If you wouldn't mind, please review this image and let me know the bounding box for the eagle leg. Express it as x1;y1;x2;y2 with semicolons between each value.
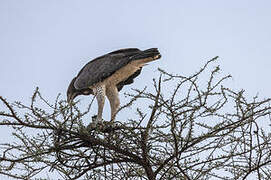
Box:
93;85;106;123
106;86;120;121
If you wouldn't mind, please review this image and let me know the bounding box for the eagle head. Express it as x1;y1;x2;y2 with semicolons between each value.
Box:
67;77;93;104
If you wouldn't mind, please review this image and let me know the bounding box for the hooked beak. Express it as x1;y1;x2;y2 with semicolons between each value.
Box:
67;93;75;105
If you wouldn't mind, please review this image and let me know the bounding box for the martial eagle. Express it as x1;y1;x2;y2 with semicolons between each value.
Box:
67;48;161;122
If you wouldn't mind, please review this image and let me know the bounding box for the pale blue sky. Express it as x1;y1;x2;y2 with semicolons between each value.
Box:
1;0;271;102
0;0;271;178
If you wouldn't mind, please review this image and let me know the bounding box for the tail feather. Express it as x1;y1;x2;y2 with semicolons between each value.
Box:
130;48;161;61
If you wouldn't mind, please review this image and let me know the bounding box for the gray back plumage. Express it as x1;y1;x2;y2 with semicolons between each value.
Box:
74;48;141;90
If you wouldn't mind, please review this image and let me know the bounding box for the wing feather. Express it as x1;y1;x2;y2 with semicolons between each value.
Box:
74;49;141;90
74;48;160;90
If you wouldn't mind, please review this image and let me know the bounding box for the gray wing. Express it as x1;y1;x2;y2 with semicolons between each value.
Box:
74;48;141;90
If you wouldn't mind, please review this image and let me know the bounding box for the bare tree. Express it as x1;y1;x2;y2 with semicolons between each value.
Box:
0;57;271;179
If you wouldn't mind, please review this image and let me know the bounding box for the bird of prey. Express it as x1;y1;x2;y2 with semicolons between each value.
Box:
67;48;161;122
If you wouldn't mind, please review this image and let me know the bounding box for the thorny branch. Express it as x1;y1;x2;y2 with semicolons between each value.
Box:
0;57;271;179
